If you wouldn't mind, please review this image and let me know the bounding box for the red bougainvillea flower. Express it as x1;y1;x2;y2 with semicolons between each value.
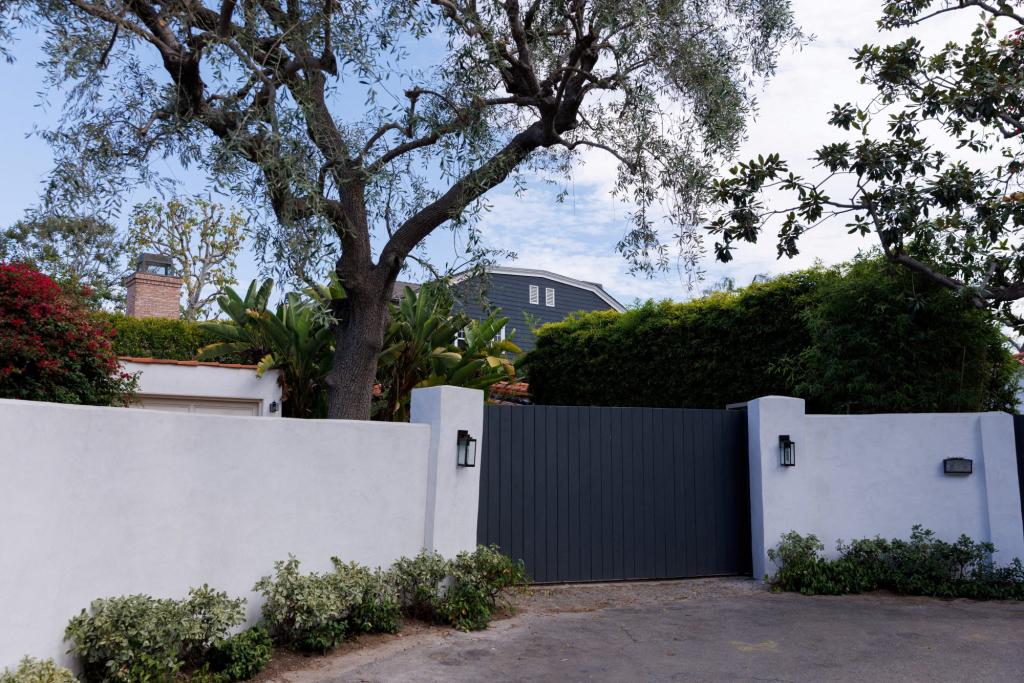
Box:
0;262;136;406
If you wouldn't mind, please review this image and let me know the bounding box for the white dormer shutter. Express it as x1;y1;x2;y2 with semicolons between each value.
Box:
529;284;539;304
545;287;555;307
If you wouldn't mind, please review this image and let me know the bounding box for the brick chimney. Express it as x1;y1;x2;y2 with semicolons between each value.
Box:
125;253;182;319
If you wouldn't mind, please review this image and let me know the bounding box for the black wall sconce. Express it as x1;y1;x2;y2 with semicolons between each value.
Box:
943;457;972;475
457;429;477;467
779;435;796;467
269;401;279;414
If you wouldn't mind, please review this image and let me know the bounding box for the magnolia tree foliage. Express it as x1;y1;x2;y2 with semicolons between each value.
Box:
128;196;244;320
0;0;799;418
707;0;1024;326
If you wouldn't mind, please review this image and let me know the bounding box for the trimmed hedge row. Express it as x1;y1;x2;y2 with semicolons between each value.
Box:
525;258;1020;413
96;312;245;364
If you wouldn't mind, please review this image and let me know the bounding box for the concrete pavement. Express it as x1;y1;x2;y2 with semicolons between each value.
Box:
279;587;1024;682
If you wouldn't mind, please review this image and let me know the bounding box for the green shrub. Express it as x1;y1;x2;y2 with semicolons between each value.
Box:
389;551;451;622
65;587;247;683
178;585;247;665
206;626;273;682
330;559;401;635
0;657;76;683
65;594;184;683
253;556;360;653
769;527;1024;599
390;546;527;631
440;546;528;631
97;312;246;363
526;257;1019;413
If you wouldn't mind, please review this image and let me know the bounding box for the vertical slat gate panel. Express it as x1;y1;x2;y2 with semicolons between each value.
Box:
479;405;751;583
1014;416;1024;542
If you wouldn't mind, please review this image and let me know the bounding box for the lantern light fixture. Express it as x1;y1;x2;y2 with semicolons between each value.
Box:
457;429;477;467
269;401;279;414
779;434;796;467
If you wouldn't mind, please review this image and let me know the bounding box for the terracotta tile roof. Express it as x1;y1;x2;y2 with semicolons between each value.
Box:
489;381;531;402
119;356;259;370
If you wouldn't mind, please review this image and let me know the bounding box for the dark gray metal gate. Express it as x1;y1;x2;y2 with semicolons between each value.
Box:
477;405;751;583
1013;416;1024;536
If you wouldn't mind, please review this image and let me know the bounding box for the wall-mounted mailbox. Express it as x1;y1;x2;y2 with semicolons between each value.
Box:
943;458;973;475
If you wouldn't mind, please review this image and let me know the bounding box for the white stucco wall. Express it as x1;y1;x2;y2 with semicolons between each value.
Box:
747;396;1024;579
0;387;483;669
121;360;283;416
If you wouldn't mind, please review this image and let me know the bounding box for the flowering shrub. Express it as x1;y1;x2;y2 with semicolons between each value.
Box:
0;263;135;406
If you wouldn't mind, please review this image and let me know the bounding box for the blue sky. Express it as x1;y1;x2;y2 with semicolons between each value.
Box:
0;1;978;305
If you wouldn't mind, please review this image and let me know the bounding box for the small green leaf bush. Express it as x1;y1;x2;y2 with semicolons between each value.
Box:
389;551;451;621
330;559;401;635
205;626;273;682
769;526;1024;599
390;546;527;631
65;587;246;683
0;657;76;683
253;556;360;653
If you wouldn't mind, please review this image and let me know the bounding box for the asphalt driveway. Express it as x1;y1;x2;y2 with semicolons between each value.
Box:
269;579;1024;683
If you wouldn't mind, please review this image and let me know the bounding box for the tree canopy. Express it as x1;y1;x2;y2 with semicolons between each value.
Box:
707;0;1024;327
0;0;800;417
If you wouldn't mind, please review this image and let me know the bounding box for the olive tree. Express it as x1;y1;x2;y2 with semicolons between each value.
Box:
707;0;1024;326
1;0;799;418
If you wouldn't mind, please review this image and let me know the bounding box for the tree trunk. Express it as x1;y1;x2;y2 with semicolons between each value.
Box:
324;271;393;420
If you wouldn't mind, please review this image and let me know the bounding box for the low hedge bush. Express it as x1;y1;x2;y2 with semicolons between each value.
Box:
390;546;527;631
204;626;273;682
331;559;401;635
0;658;76;683
97;312;247;363
64;586;246;683
526;257;1019;414
253;556;357;653
768;526;1024;599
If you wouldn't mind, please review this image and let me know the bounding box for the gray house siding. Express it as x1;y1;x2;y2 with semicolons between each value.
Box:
453;272;619;352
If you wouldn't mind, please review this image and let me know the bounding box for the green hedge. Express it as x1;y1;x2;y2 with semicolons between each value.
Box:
525;258;1020;413
96;313;243;363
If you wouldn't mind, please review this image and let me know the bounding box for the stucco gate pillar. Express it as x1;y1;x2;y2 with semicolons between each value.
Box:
411;386;485;557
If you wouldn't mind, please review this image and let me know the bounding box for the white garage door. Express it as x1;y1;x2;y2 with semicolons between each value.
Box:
132;395;261;416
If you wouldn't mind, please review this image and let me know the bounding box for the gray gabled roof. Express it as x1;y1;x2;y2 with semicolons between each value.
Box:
456;266;626;312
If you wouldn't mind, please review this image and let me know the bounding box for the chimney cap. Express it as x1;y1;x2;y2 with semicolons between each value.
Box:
135;253;176;277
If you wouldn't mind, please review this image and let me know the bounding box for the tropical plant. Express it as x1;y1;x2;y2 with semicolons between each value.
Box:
375;285;521;421
200;280;334;418
1;0;801;419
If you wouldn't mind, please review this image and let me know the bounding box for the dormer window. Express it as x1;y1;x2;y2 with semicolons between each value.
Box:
545;287;555;307
529;284;539;304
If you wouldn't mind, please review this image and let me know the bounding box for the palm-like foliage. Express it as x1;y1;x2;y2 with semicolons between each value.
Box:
375;285;521;422
199;279;334;418
197;279;274;364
